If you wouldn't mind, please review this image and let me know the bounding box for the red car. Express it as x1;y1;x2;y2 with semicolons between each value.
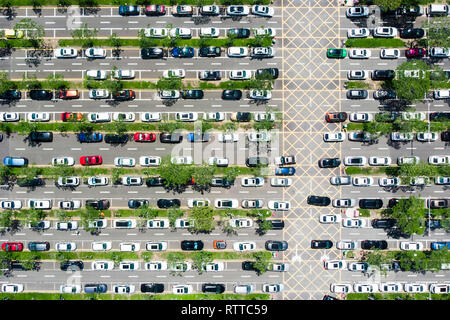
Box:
61;112;83;122
405;48;426;58
134;132;156;142
2;242;23;252
80;155;103;165
143;4;165;15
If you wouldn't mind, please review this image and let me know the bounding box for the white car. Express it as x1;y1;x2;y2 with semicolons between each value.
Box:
28;199;52;209
241;200;264;208
380;48;400;59
254;112;276;122
251;46;275;58
352;177;374;186
208;157;229;167
92;241;112;251
400;241;424;251
1;284;24;293
218;133;239;142
319;214;342;224
0;112;20;122
52;157;75;166
200;5;220;15
58;201;81;210
251;5;274;17
342;218;366;228
88;219;107;229
119;242;140;252
430;284;450;294
27;112;50;122
119;261;139;271
369;156;391;166
270;178;292;187
113;69;135;79
227;47;249;58
428;155;450;165
114;157;136;167
349;112;373;122
88;89;109;99
347;70;367;80
229;70;252;80
347;262;368;272
336;241;358;250
146;241;168;251
324;260;347;270
87;176;109;186
410;176;430;186
263;284;284;293
172;285;193;295
121;176;143;186
404;283;427;293
435;176;450;185
215;199;239;209
271;263;290;272
92;261;114;270
249;89;272;100
204;112;225;121
169;28;192;39
85;48;106;58
169;262;191;272
268;200;290;211
55;242;76;251
416;132;438;142
139;156;161;167
330;176;352;185
176;112;198;122
113;285;135;294
354;283;378;293
145;261;168;271
378;177;401;187
227;5;250;16
241;177;264;187
401;112;426;121
143;28;168;38
229;218;253;228
254;27;276;37
391;132;414;141
56;176;80;187
163;69;185;79
0;200;22;210
332;199;356;208
344;156;367;166
346;6;369;18
233;242;256;251
86;70;107;80
433;90;450;100
113;219;136;229
187;199;210;208
147;219;170;229
203;262;225;272
159;90;180;99
200;27;220;38
60;285;82;294
141;112;162;122
54;47;78;58
330;283;352;293
349;49;371;59
171;156;193;165
247;131;271;142
323;132;345;142
373;27;398;38
175;218;194;229
112;112;135;122
379;282;402;293
347;28;369;38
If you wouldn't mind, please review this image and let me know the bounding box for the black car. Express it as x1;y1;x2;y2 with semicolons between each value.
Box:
266;219;285;230
359;199;383;209
222;89;242;100
199;71;221;81
211;177;234;188
307;195;331;206
323;295;338;300
128;199;149;209
441;130;450;141
373;89;396;100
246;157;269;167
361;240;388;250
60;260;84;271
10;260;38;271
232;112;251;122
430;112;450;122
29;131;53;143
146;177;165;187
371;219;397;229
371;70;395;81
311;240;333;249
265;240;288;251
227;28;251;38
104;134;129;144
346;89;368;99
17;177;44;187
159;132;183;143
199;46;221;57
157;199;181;209
376;112;399;123
400;28;425;39
29;221;48;231
181;240;204;251
181;89;204;99
0;89;21;100
141;283;164;293
85;199;110;210
387;198;400;208
29;89;53;100
202;284;225;294
28;241;50;251
255;68;279;80
318;158;341;168
141;47;164;59
242;261;256;271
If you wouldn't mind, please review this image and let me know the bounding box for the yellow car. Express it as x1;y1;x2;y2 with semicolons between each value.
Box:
4;29;24;39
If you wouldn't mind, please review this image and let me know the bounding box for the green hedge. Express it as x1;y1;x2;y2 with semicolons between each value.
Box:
345;38;406;48
344;81;371;89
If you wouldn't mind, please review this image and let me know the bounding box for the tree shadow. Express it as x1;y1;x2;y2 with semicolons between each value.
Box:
82;5;101;16
0;7;17;20
57;5;68;14
106;99;120;107
32;6;42;16
112;48;122;59
0;47;14;58
192;16;211;25
162;99;177;106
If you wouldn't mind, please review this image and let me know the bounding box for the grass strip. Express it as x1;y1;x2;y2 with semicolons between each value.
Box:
344;38;406;48
344;81;371;89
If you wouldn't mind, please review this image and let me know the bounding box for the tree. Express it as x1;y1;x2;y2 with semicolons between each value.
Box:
221;220;237;235
56;210;70;222
374;0;402;12
158;156;192;188
191;251;213;274
427;247;450;271
14;19;45;48
111;168;123;185
78;0;99;9
138;28;158;49
80;206;100;232
191;165;214;190
166;252;185;276
223;167;239;182
109;252;123;267
252;251;271;275
45;73;69;90
0;72;17;95
103;78;123;95
0;0;13;9
0;210;13;228
396;161;439;182
422;16;450;49
189;206;215;233
168;208;184;230
389;196;426;236
109;33;121;57
22;166;42;183
0;165;12;184
396;251;427;272
156;77;182;91
257;219;272;235
113;121;126;135
392;60;431;103
27;208;46;227
20;73;41;90
71;23;98;47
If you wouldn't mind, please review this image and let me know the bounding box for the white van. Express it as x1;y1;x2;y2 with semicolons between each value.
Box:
428;4;448;16
234;284;255;294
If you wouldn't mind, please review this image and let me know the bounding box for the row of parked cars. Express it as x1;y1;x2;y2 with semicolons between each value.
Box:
317;155;450;168
331;282;449;294
345;4;449;18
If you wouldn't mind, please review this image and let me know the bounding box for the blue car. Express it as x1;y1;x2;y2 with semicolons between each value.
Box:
77;132;103;143
171;47;195;58
119;5;140;16
431;242;450;250
3;157;28;167
187;133;211;142
275;167;296;176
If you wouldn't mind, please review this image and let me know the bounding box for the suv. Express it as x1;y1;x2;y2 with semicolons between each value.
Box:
60;260;84;271
371;219;396;229
199;47;221;57
29;131;53;143
211;177;234;188
266;219;284;230
17;177;43;187
85;200;110;210
160;132;183;143
141;283;164;293
359;199;383;209
113;219;136;229
231;112;251;122
371;70;395;80
307;195;331;206
202;284;225;294
246;157;269;167
84;284;108;294
28;242;50;251
104;134;129;144
361;240;388;250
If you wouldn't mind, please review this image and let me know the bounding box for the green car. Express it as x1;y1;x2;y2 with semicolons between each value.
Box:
327;48;347;58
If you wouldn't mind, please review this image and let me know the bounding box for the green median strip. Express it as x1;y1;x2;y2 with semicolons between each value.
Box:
344;38;406;48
